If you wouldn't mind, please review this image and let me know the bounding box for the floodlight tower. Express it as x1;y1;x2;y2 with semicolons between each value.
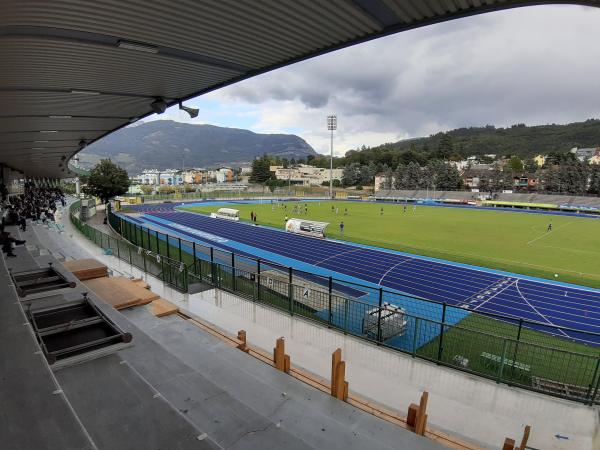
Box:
327;115;337;199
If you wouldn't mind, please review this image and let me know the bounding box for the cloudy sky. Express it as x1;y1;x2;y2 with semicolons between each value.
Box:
148;4;600;157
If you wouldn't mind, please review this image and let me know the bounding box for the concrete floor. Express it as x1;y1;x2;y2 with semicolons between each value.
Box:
57;201;600;450
0;202;448;450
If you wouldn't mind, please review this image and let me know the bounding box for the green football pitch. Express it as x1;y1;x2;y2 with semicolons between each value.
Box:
183;200;600;288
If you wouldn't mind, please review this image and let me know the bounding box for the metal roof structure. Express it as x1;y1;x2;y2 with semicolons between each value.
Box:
1;0;599;178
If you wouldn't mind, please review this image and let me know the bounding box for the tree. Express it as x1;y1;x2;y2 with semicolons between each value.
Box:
434;162;463;190
358;162;377;186
488;163;512;193
393;163;406;189
342;163;361;187
403;162;422;189
508;156;524;173
588;164;600;195
435;133;453;160
83;159;129;203
558;160;588;195
524;158;538;174
381;166;394;190
140;184;153;195
249;154;273;184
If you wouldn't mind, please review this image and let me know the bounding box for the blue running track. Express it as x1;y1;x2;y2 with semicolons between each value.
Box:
126;207;600;345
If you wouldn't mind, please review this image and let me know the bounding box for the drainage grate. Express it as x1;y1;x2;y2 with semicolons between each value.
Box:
29;293;132;369
10;263;76;297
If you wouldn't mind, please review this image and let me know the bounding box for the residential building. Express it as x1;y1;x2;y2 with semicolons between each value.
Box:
272;164;343;186
133;169;160;185
374;174;391;191
215;167;234;183
159;170;183;185
571;147;600;162
450;160;469;171
534;154;546;167
513;175;538;192
182;168;209;184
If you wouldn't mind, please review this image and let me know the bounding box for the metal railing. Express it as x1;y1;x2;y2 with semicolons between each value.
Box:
71;200;600;405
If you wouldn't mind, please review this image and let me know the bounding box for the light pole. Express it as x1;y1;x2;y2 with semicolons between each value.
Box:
327;115;337;199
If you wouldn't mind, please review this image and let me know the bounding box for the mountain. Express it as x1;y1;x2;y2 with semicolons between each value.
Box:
79;120;317;173
359;119;600;161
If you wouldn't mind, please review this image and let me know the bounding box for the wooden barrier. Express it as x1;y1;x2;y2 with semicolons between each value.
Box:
406;391;429;436
273;337;290;373
179;313;483;450
502;425;531;450
331;348;348;401
237;330;249;353
502;438;516;450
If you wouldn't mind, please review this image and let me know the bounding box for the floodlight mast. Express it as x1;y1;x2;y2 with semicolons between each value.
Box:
327;115;337;199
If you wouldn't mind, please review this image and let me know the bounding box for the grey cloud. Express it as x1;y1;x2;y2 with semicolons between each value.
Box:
214;5;600;145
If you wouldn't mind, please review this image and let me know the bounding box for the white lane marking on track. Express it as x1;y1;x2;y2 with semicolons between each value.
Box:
526;221;572;246
472;279;518;311
378;259;411;285
314;247;364;265
515;280;571;338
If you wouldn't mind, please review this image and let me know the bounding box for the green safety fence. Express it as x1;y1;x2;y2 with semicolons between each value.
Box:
70;200;600;405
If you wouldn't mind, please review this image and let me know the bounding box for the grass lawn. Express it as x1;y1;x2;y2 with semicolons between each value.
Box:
183;200;600;288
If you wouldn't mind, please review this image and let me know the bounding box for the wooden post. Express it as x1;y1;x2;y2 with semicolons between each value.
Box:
335;361;346;401
237;330;249;353
518;425;531;450
407;391;429;435
407;404;419;429
330;348;348;401
331;348;342;397
502;438;515;450
273;337;290;373
415;391;429;435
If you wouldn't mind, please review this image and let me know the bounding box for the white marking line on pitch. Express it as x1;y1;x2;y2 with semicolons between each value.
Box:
526;221;572;246
515;280;571;339
378;259;411;285
314;247;364;265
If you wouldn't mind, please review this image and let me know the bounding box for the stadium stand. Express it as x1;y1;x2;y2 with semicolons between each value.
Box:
374;190;600;210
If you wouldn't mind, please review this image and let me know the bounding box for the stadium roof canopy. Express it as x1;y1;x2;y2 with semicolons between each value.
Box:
1;1;599;178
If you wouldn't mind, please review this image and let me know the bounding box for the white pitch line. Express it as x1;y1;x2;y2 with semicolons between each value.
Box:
526;221;572;246
515;280;571;339
378;259;411;285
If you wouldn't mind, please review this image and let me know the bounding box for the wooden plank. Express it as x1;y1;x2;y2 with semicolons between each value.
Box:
331;348;342;397
407;403;418;428
274;337;285;371
150;298;178;317
83;277;140;310
502;438;515;450
237;330;249;352
415;391;429;435
110;277;159;305
334;361;346;401
131;279;150;289
63;258;108;280
518;425;531;450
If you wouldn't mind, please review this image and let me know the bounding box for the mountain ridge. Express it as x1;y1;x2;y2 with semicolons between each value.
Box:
80;120;317;173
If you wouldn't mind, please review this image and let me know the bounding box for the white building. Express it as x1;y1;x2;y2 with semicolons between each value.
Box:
159;170;183;185
571;147;600;162
272;164;343;186
215;167;234;183
133;169;160;185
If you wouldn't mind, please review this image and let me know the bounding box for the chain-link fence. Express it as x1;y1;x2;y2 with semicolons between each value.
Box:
70;201;600;405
